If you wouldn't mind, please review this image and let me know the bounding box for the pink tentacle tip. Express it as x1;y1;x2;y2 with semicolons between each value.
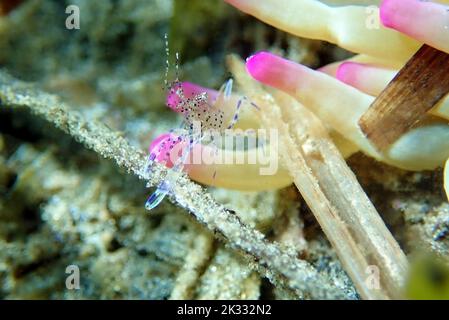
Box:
336;62;362;84
246;51;291;87
149;133;182;168
246;51;274;80
379;0;402;29
246;51;302;94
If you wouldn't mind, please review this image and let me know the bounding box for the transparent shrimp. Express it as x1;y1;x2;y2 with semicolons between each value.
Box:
144;36;258;210
145;79;238;210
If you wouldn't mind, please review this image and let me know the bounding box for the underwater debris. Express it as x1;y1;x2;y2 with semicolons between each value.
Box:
359;44;449;150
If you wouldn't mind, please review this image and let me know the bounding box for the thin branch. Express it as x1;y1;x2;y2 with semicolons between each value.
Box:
0;71;348;299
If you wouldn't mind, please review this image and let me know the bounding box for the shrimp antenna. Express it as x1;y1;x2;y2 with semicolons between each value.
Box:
164;33;170;90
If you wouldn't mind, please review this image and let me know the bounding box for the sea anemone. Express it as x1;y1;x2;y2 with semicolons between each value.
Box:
224;0;449;198
149;0;449;201
245;51;449;171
